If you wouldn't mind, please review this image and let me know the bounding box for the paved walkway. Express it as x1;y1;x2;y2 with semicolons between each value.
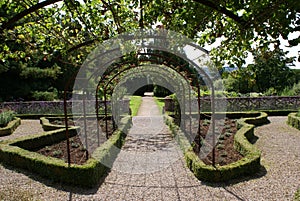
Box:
0;98;300;200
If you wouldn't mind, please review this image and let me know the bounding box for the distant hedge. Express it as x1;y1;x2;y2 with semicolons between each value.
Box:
287;113;300;130
0;117;21;136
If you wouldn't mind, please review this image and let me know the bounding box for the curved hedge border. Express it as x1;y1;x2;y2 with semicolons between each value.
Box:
0;116;131;188
40;116;110;131
0;117;21;136
40;117;66;131
165;112;269;182
287;113;300;130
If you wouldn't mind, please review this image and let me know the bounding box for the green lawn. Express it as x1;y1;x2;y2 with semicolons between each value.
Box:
129;96;142;116
154;97;165;114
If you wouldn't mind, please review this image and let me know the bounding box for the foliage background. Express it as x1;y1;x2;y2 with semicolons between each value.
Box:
0;0;299;101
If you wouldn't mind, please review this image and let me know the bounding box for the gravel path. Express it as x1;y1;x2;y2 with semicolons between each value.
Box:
0;100;300;200
0;119;44;142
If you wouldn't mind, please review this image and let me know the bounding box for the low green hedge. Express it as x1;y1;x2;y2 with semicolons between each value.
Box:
287;113;300;130
11;128;78;151
17;114;108;120
0;116;131;188
165;112;268;182
238;111;270;127
0;117;21;136
262;110;297;116
40;116;112;132
39;117;68;131
181;111;269;121
295;188;300;201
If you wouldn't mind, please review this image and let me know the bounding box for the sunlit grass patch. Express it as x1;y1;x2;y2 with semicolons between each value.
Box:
129;96;142;116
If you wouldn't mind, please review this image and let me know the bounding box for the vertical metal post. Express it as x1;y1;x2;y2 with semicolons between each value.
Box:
83;92;89;160
112;99;117;130
95;86;100;146
188;83;192;139
211;87;216;167
63;92;71;167
182;83;186;132
104;88;109;139
197;83;201;153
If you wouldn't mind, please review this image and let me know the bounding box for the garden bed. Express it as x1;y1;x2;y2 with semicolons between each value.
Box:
0;116;132;188
37;117;115;165
191;118;243;166
165;112;269;182
37;135;88;165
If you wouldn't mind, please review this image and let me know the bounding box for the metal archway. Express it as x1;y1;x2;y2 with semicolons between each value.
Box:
64;29;227;167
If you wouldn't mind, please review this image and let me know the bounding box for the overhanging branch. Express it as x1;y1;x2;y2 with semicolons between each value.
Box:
193;0;247;25
1;0;62;31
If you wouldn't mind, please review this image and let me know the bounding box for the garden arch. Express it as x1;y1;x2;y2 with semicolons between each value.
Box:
63;29;227;167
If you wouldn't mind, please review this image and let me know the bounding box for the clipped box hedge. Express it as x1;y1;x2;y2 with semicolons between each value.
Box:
165;112;268;182
0;116;131;188
287;113;300;130
40;117;67;131
40;116;109;131
0;117;21;136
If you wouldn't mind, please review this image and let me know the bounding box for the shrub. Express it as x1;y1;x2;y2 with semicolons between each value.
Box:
280;81;300;96
31;90;58;101
0;110;16;127
264;87;277;96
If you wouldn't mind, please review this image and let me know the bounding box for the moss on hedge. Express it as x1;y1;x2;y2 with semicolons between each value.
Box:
0;117;21;136
0;116;131;188
287;113;300;130
165;112;268;182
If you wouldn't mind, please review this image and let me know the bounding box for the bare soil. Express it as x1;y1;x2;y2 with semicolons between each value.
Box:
37;135;88;165
190;118;243;166
37;116;242;166
36;119;114;165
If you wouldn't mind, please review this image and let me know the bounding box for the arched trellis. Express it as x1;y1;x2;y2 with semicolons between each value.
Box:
64;55;194;165
95;51;202;138
64;29;226;168
109;64;193;130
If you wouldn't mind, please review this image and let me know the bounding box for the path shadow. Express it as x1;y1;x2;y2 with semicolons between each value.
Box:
250;121;271;144
201;165;267;187
249;134;259;144
199;165;267;200
0;162;110;199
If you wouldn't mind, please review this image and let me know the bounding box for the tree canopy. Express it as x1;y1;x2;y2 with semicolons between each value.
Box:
0;0;299;100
